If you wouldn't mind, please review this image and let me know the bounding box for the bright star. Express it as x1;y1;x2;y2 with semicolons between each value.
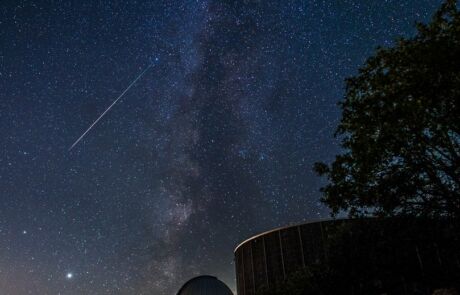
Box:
66;272;73;279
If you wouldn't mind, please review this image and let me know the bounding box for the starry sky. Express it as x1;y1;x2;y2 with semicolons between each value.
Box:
0;1;444;294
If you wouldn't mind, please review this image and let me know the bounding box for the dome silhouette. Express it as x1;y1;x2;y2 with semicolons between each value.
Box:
177;275;233;295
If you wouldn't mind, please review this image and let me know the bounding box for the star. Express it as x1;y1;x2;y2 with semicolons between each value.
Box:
0;1;443;294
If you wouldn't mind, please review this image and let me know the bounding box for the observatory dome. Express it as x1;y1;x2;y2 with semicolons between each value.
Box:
177;275;233;295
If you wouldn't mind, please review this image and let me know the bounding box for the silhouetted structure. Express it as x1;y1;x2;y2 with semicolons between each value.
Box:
177;275;233;295
234;218;459;295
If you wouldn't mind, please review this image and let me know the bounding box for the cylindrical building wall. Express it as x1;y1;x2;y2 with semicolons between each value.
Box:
234;218;459;295
234;219;347;295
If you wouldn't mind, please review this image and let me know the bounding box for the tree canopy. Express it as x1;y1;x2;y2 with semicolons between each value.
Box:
315;0;460;218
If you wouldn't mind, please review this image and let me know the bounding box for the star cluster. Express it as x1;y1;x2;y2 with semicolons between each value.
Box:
0;1;442;294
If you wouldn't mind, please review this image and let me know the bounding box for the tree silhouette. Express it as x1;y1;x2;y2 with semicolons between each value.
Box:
315;0;460;218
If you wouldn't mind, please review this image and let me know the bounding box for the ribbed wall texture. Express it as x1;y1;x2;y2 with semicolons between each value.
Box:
234;219;342;295
234;218;459;295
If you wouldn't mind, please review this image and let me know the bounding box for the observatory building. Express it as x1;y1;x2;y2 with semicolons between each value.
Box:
234;219;341;295
176;275;233;295
234;218;458;295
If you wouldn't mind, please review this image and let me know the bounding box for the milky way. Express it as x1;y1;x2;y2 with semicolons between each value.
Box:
0;1;443;294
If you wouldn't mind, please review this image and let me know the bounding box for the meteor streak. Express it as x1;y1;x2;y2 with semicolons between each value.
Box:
69;63;153;151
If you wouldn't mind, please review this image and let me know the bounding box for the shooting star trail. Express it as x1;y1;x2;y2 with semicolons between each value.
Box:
69;63;153;151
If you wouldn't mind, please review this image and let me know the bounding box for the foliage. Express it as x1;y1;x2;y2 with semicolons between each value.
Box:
314;0;460;218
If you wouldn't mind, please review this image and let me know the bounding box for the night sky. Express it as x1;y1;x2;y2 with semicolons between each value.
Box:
0;1;443;294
